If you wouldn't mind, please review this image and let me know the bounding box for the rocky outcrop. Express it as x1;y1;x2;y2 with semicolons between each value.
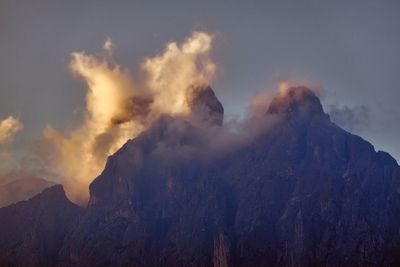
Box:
1;86;400;267
0;177;55;207
58;87;400;266
0;185;82;267
190;85;224;126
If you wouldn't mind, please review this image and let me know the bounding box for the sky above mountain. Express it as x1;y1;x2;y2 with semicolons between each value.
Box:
0;0;399;167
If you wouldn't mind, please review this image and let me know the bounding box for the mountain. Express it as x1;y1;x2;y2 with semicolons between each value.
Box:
2;86;400;267
0;176;56;207
0;185;82;267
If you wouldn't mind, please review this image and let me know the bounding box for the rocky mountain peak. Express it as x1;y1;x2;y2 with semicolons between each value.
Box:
190;85;224;126
0;185;82;267
267;86;324;117
2;85;400;267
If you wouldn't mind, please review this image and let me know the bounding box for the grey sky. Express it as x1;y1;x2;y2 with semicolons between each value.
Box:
1;0;399;161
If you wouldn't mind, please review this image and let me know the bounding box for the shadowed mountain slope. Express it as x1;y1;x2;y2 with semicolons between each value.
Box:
0;185;82;267
1;86;400;267
58;87;400;267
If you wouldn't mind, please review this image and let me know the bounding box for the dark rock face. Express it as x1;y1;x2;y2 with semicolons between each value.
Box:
267;86;324;116
0;185;82;267
190;85;224;126
57;87;400;266
2;87;400;267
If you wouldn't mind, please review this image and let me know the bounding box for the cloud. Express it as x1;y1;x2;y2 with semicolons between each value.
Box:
44;31;217;204
18;34;318;206
43;48;141;203
0;116;23;145
328;104;370;132
247;90;275;116
103;37;113;54
144;85;284;166
0;116;23;169
143;31;216;115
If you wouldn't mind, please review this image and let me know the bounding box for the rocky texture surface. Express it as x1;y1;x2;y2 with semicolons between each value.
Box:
190;85;224;126
2;86;400;267
58;87;400;266
0;185;82;267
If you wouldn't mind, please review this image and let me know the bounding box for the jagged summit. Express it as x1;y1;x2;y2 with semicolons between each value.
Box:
0;184;82;267
34;184;66;200
267;86;324;117
0;176;56;207
3;184;69;207
190;85;224;126
2;85;400;267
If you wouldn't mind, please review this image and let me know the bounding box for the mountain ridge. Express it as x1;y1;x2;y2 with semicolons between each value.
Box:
0;176;56;207
0;185;82;267
1;86;400;267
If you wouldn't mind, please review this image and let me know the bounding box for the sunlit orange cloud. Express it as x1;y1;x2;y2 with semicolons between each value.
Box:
0;116;23;170
271;74;322;96
144;31;216;115
0;116;23;145
44;31;216;204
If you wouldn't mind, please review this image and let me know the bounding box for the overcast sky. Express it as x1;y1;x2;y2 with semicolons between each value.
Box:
1;0;399;161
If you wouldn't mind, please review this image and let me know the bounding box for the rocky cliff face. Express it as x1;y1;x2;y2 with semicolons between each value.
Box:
57;87;400;266
0;185;82;267
2;86;400;267
190;85;224;126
